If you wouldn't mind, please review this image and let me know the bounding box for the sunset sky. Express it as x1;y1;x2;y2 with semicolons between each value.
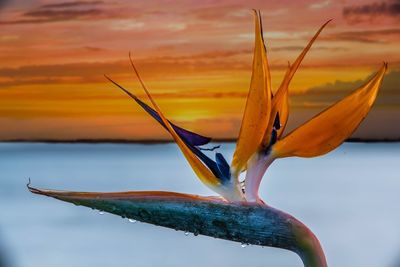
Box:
0;0;399;141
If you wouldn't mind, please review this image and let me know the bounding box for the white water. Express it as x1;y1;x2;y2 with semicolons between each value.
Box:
0;142;399;267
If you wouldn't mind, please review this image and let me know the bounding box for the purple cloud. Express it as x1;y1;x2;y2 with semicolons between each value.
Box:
343;0;400;23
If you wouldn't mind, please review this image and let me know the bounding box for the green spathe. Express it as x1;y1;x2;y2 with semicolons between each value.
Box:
28;185;327;267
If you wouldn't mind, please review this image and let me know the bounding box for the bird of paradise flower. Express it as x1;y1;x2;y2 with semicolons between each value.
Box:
29;10;387;267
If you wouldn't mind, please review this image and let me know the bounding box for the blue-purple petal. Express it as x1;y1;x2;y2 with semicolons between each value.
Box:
215;153;231;182
105;75;211;147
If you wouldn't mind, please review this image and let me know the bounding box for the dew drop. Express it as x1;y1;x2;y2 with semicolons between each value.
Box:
241;243;247;248
99;211;104;215
184;231;189;236
128;219;137;223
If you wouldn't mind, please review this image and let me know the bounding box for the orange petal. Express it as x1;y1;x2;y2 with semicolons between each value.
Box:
231;10;272;174
263;20;331;145
272;63;387;158
127;56;221;188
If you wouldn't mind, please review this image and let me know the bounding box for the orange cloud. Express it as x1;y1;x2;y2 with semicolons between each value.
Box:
0;0;398;141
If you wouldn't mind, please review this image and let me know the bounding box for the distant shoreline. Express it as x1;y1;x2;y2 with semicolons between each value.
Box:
1;138;399;144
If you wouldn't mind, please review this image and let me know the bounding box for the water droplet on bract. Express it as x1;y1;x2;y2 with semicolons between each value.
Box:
241;243;247;248
184;231;189;236
99;211;104;215
128;219;137;223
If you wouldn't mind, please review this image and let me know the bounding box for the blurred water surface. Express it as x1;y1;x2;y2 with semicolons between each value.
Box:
0;142;399;267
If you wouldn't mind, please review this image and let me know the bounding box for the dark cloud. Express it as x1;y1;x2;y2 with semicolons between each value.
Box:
84;46;107;52
0;0;9;9
24;8;102;19
291;68;400;108
343;0;400;24
0;18;62;25
0;9;103;24
324;28;400;43
0;61;127;87
191;5;243;21
0;0;108;25
153;49;251;61
287;68;400;139
271;45;347;52
41;1;103;9
0;54;250;88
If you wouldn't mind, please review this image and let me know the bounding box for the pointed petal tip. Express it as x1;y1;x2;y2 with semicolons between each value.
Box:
106;74;212;147
250;9;262;18
26;178;45;196
320;19;332;31
320;19;332;30
28;186;43;195
104;74;138;99
376;61;388;75
26;178;38;193
273;63;387;158
126;57;221;188
27;183;58;198
231;7;272;173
